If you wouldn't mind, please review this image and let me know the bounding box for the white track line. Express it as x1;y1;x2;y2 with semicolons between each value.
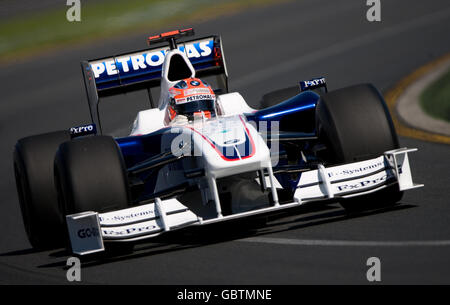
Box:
239;237;450;247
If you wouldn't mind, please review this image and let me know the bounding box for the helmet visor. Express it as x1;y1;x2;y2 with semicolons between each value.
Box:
173;99;216;118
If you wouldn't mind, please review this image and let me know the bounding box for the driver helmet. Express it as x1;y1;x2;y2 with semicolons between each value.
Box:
167;78;216;122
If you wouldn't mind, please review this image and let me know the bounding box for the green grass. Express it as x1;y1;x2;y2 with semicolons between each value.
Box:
420;68;450;122
0;0;278;62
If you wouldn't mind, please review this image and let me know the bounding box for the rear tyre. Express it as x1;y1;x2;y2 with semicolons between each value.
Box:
315;83;403;211
54;135;130;215
13;131;71;249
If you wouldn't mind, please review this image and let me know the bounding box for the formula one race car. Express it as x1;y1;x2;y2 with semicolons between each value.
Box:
13;28;423;255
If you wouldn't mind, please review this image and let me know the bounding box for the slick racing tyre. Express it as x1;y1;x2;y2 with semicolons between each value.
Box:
13;130;71;249
315;83;403;212
54;135;130;215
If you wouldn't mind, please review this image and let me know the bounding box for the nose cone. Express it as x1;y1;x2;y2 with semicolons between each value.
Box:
190;115;271;178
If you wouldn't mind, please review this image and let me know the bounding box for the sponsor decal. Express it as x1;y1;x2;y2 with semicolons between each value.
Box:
90;39;214;82
99;209;155;223
190;80;200;86
70;123;97;138
184;88;211;95
77;227;99;239
327;161;384;179
336;174;388;191
174;97;187;104
300;77;326;91
186;94;214;102
102;224;159;236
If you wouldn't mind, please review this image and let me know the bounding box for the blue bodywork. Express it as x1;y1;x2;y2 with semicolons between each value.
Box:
246;91;320;191
246;90;318;134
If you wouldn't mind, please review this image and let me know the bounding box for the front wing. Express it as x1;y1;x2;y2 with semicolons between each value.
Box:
66;147;423;255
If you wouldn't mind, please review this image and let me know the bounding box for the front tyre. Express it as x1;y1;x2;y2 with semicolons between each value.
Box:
316;84;403;211
54;135;130;215
13;131;71;249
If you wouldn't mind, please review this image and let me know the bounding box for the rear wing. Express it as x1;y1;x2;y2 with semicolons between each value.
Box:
81;34;228;133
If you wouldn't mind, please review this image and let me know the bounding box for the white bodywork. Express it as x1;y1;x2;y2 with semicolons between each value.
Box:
66;47;423;255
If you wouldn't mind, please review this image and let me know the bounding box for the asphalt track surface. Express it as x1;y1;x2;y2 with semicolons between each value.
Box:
0;0;449;284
